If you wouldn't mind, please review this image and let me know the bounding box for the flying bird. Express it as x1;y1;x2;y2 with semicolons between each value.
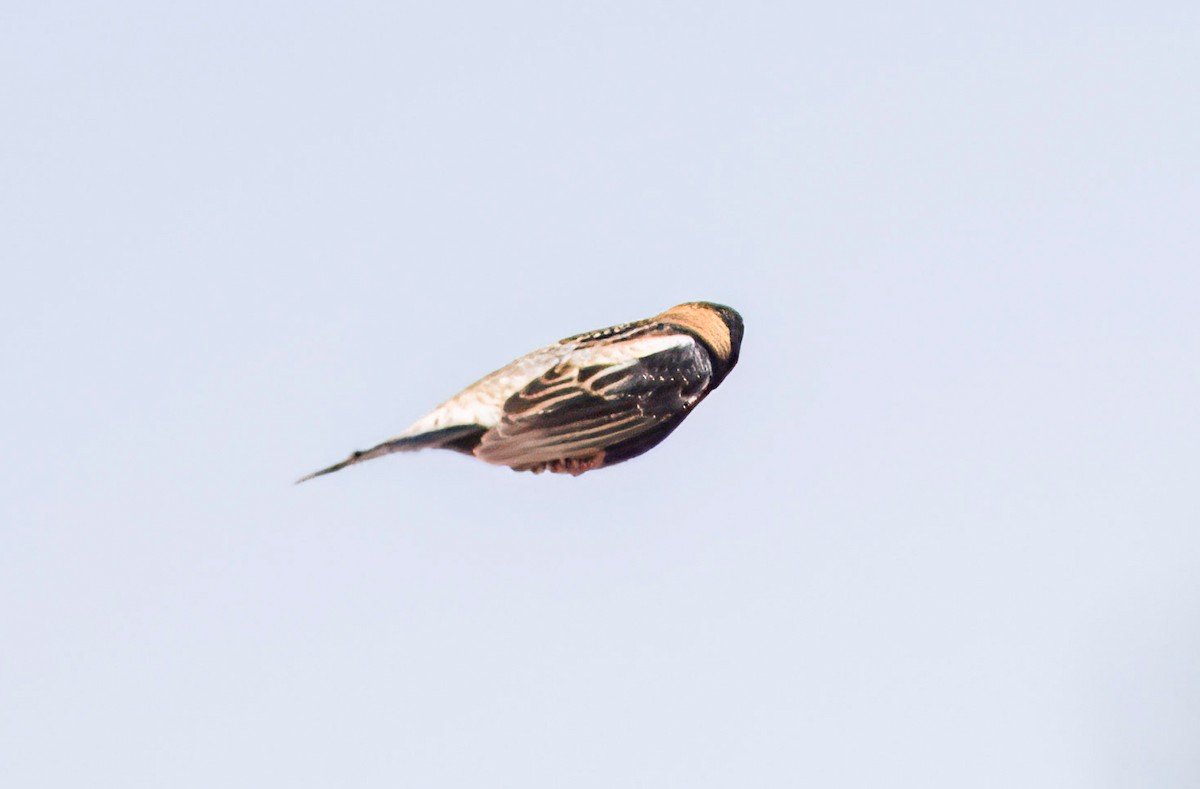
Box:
298;301;743;481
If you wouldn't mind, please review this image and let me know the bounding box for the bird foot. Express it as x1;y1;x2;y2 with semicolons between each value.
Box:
518;452;606;476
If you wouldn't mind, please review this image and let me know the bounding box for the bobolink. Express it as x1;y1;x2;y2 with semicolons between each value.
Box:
298;301;743;481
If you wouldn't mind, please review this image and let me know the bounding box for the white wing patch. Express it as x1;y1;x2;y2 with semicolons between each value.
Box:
566;333;694;367
389;344;564;438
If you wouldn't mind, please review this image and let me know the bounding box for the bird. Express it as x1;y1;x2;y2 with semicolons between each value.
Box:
297;301;743;481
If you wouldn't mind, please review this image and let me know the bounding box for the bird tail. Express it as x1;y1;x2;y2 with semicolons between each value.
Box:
295;424;484;484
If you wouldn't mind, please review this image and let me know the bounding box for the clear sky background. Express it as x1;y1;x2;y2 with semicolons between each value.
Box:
3;2;1198;787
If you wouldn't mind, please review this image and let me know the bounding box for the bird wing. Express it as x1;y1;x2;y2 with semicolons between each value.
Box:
474;334;713;467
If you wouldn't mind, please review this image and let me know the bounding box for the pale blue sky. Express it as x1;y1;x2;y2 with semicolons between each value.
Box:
2;2;1198;786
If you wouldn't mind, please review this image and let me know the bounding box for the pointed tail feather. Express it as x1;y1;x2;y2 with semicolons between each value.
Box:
295;446;388;483
295;425;484;484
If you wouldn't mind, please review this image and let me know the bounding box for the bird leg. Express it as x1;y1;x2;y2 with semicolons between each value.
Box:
516;451;606;476
549;452;606;476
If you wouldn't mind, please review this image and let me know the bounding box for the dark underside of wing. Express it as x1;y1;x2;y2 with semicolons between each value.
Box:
475;340;713;469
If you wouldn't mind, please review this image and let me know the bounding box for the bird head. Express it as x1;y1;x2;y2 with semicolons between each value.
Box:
656;302;744;385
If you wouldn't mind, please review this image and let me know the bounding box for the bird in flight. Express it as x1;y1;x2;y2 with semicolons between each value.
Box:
298;301;743;481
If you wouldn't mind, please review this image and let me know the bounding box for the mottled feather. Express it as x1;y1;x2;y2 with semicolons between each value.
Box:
297;301;743;480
